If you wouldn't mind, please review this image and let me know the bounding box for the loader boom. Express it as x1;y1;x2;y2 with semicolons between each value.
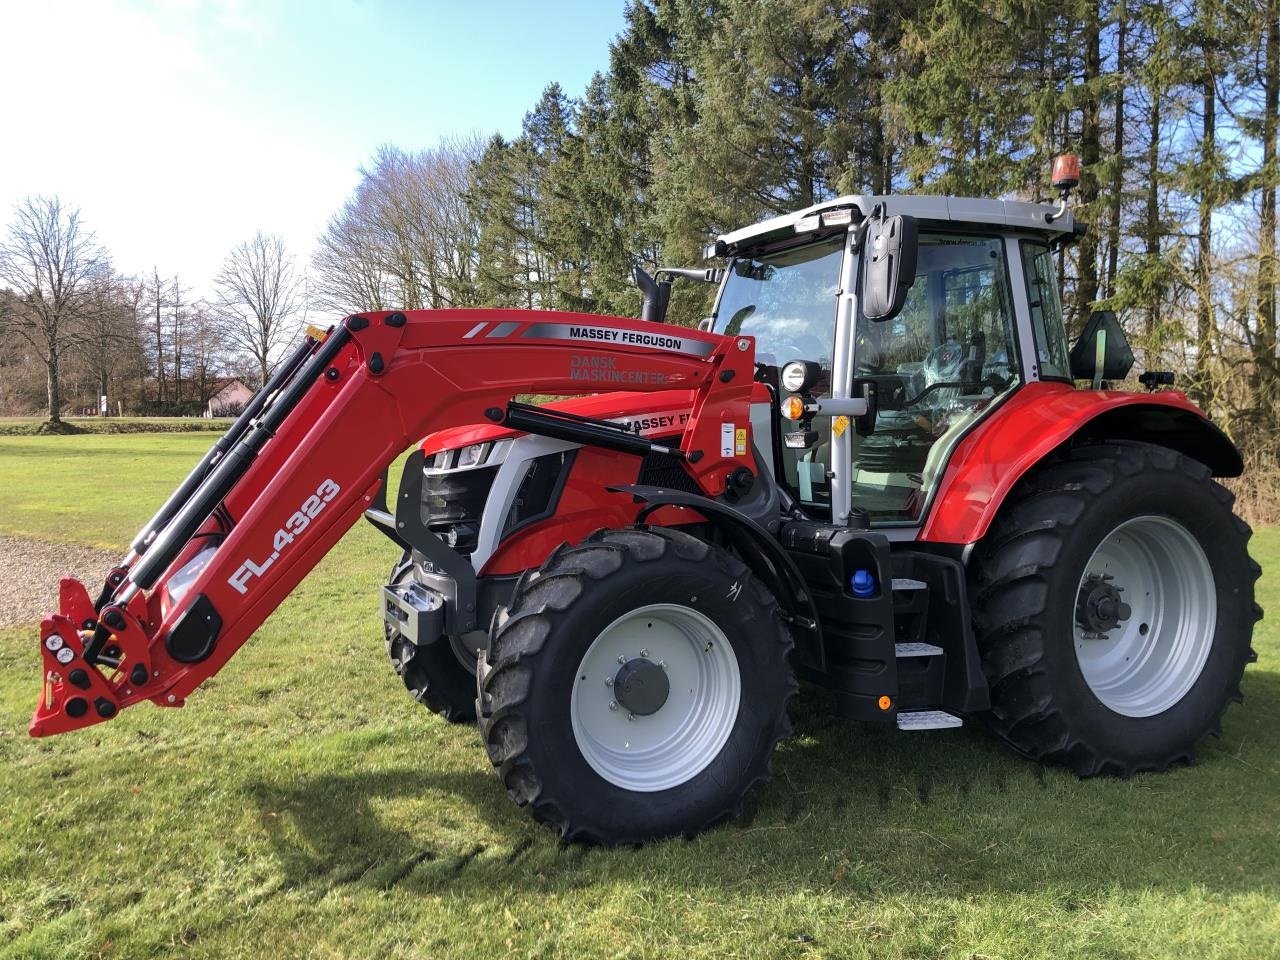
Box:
32;309;755;737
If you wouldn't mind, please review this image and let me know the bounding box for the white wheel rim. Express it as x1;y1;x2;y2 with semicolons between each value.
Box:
1074;515;1217;718
570;603;741;792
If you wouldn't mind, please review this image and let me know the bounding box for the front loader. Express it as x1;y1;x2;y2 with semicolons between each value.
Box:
32;160;1261;844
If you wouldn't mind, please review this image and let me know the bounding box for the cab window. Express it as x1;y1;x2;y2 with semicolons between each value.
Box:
1021;241;1072;380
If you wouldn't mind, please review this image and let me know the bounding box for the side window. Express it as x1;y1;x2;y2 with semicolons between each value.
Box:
852;233;1021;523
1021;242;1072;380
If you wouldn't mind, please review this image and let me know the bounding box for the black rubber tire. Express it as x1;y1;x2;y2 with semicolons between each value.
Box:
384;555;478;723
478;527;796;845
971;440;1261;776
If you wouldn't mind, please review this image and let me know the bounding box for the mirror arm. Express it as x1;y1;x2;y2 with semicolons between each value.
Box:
797;396;869;419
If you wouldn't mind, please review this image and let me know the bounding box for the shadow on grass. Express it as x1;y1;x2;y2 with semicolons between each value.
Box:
247;671;1280;900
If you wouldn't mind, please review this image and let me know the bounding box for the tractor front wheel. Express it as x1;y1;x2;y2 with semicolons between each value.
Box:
478;527;795;844
384;555;479;723
971;441;1261;776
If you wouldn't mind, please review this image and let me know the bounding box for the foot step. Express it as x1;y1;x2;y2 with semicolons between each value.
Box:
896;710;963;731
894;642;943;657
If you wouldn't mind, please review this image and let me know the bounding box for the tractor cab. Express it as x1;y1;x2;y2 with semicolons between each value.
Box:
708;195;1079;528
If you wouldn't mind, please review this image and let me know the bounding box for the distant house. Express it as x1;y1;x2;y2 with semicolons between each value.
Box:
206;377;253;416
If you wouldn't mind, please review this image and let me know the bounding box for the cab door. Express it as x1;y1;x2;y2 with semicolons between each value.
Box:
845;232;1024;525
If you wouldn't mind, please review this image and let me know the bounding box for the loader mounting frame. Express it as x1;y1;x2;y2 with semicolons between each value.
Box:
31;309;755;737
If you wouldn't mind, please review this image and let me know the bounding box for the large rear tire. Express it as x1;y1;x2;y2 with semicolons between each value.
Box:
478;527;796;844
384;555;479;723
971;441;1261;776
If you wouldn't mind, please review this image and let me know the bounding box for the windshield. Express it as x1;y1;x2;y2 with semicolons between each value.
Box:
712;236;844;367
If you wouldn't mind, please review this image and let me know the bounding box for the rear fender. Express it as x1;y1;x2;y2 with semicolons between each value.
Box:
919;382;1242;545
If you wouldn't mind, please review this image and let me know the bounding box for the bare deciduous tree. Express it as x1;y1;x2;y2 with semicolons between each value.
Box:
0;196;105;422
211;231;302;387
311;137;483;316
79;266;145;415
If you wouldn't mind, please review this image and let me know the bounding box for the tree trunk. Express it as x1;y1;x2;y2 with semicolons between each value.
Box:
1143;73;1162;364
1195;5;1216;403
1105;1;1126;297
46;351;62;423
1074;2;1103;330
154;287;165;406
1255;0;1279;438
100;370;109;417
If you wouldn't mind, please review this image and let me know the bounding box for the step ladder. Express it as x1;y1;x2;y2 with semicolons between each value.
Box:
896;709;964;730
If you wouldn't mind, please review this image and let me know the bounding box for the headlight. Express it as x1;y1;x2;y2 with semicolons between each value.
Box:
456;443;488;467
780;360;819;394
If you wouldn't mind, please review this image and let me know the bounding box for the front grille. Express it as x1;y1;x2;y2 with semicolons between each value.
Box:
422;466;498;550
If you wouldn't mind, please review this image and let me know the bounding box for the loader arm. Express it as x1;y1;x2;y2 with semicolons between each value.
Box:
31;309;756;737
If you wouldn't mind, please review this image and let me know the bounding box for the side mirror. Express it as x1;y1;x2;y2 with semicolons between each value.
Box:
1069;310;1134;387
861;209;918;322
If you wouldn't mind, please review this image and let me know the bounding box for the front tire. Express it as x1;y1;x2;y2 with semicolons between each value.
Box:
971;441;1261;776
478;527;796;844
384;555;479;723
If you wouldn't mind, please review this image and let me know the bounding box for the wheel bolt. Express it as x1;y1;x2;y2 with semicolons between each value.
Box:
617;655;626;665
640;648;649;658
605;677;614;687
608;700;618;711
627;713;635;722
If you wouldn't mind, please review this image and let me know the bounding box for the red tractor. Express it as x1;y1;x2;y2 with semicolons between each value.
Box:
31;163;1261;845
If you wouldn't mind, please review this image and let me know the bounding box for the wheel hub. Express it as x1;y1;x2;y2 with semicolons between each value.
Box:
1076;574;1132;636
613;657;670;716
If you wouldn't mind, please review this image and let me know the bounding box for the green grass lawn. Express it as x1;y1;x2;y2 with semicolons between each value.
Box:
0;433;1276;959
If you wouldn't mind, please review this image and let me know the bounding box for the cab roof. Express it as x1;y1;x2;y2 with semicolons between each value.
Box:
715;193;1078;255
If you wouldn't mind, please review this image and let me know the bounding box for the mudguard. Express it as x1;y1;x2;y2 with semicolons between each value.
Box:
919;381;1243;545
611;483;824;666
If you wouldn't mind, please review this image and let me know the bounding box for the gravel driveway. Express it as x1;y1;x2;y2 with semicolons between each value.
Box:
0;537;120;628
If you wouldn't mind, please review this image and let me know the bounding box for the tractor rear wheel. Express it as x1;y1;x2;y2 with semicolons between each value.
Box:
384;555;479;723
971;441;1261;776
478;527;796;844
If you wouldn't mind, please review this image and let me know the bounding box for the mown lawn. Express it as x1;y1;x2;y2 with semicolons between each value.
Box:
0;433;1276;959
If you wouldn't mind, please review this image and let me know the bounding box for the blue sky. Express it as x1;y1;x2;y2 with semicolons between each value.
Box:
0;0;627;298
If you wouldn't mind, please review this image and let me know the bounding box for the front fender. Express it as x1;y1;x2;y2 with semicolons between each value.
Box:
919;381;1242;545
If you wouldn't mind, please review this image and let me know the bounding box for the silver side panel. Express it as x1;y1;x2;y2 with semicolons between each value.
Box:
470;434;580;572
